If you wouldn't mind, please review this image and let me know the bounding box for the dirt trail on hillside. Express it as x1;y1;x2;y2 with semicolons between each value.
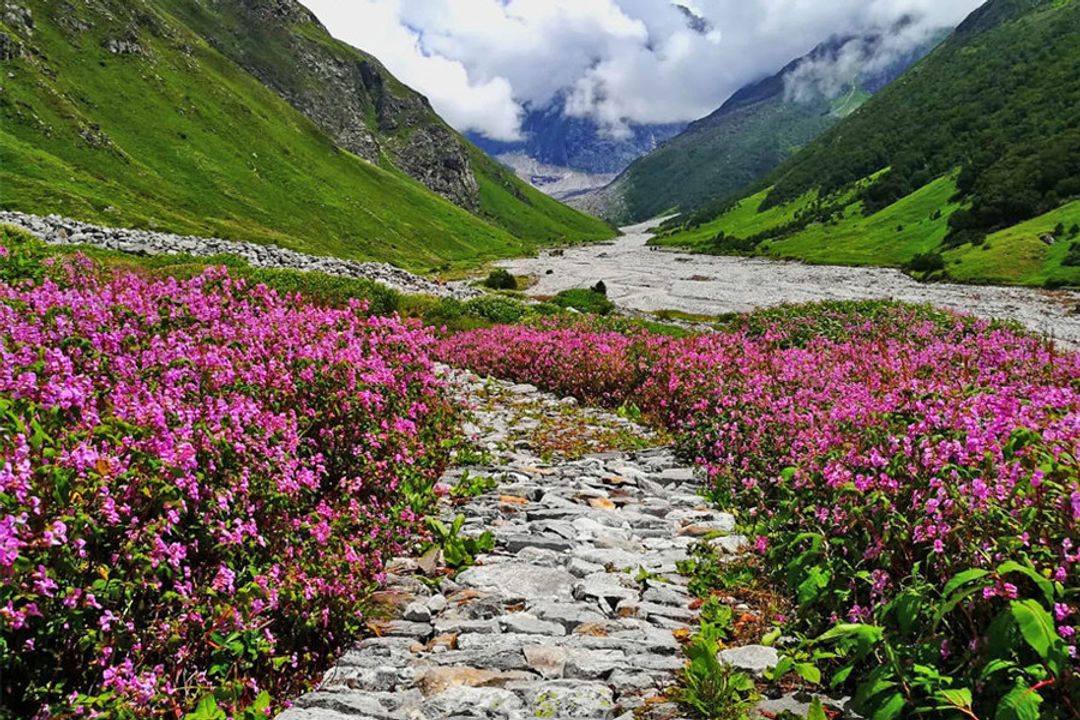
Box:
499;220;1080;345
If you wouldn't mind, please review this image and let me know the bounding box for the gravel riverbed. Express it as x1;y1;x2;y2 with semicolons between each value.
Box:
499;220;1080;346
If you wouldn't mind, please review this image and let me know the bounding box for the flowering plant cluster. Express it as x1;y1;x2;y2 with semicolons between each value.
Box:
0;240;455;718
439;304;1080;717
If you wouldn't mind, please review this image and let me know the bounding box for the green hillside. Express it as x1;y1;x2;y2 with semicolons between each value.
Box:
0;0;612;273
581;30;941;224
658;0;1080;287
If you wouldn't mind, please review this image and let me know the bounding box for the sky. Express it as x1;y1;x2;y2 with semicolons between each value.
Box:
302;0;984;142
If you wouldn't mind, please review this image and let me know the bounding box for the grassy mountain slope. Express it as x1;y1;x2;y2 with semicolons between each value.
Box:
580;31;941;224
657;0;1080;286
0;1;612;273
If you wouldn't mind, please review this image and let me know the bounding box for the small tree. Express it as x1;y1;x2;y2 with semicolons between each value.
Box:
482;268;517;290
591;280;608;296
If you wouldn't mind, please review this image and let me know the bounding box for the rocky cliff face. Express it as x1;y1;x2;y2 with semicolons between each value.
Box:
169;0;481;210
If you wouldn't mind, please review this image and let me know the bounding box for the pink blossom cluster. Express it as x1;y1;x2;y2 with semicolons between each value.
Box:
439;309;1080;677
1;252;455;717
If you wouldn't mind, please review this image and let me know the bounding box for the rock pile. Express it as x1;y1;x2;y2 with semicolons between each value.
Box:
277;369;761;720
0;211;481;300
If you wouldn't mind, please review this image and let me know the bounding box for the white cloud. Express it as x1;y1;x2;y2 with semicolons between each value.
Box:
301;0;984;139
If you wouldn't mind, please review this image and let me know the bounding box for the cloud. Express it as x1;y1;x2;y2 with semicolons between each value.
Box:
782;19;944;104
301;0;984;139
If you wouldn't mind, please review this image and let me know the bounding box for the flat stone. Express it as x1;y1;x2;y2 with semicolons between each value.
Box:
524;645;568;679
719;644;780;675
421;686;524;715
292;691;393;718
457;563;576;602
380;620;432;638
529;601;607;632
433;618;500;635
498;613;567;636
413;666;533;696
522;680;617;719
501;534;574;553
574;573;640;605
563;648;625;679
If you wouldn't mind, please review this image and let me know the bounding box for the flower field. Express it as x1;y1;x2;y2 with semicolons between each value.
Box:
0;239;455;717
438;305;1080;717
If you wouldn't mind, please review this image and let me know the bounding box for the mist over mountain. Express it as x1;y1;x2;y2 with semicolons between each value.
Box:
574;21;947;223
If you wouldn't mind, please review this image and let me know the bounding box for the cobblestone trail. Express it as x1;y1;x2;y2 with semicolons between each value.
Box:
276;369;769;720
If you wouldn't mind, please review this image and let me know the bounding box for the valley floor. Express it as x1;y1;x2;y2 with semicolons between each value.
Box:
498;221;1080;346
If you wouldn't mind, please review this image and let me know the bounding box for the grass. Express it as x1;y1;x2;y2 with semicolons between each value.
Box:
653;171;1080;286
0;0;612;275
944;200;1080;285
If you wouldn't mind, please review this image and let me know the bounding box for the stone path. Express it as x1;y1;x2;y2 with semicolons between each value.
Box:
277;369;755;720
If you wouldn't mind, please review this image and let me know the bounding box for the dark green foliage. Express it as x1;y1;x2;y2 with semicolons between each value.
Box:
706;232;759;254
591;280;608;296
1063;242;1080;267
482;268;518;290
1070;223;1080;237
553;289;616;316
906;252;945;274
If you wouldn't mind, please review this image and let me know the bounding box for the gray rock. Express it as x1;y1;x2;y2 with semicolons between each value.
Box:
719;645;780;675
498;613;567;636
522;680;617;719
456;563;576;602
403;600;431;623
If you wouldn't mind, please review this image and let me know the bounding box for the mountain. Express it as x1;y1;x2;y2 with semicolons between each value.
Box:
654;0;1080;287
576;26;944;224
0;0;613;273
466;98;685;198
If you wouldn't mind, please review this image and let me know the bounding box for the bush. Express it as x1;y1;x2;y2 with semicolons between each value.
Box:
482;268;517;290
553;289;615;316
591;280;607;296
0;247;455;717
1063;242;1080;268
905;251;945;274
462;295;531;324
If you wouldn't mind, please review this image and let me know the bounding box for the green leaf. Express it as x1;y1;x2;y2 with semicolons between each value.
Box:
1010;599;1057;657
796;663;822;684
942;568;990;599
937;688;973;710
995;680;1044;720
797;565;830;605
831;664;854;687
870;692;906;720
761;627;782;646
186;697;226;720
251;691;271;713
891;591;922;636
997;560;1055;606
807;698;828;720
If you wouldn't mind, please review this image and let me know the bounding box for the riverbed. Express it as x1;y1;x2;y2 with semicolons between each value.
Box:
498;219;1080;345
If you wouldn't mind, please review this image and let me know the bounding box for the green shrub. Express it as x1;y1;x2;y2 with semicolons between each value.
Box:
1063;242;1080;268
553;289;615;316
482;268;518;290
463;295;530;324
905;252;945;274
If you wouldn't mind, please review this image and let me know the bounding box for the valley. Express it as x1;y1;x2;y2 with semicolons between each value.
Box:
499;220;1080;345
